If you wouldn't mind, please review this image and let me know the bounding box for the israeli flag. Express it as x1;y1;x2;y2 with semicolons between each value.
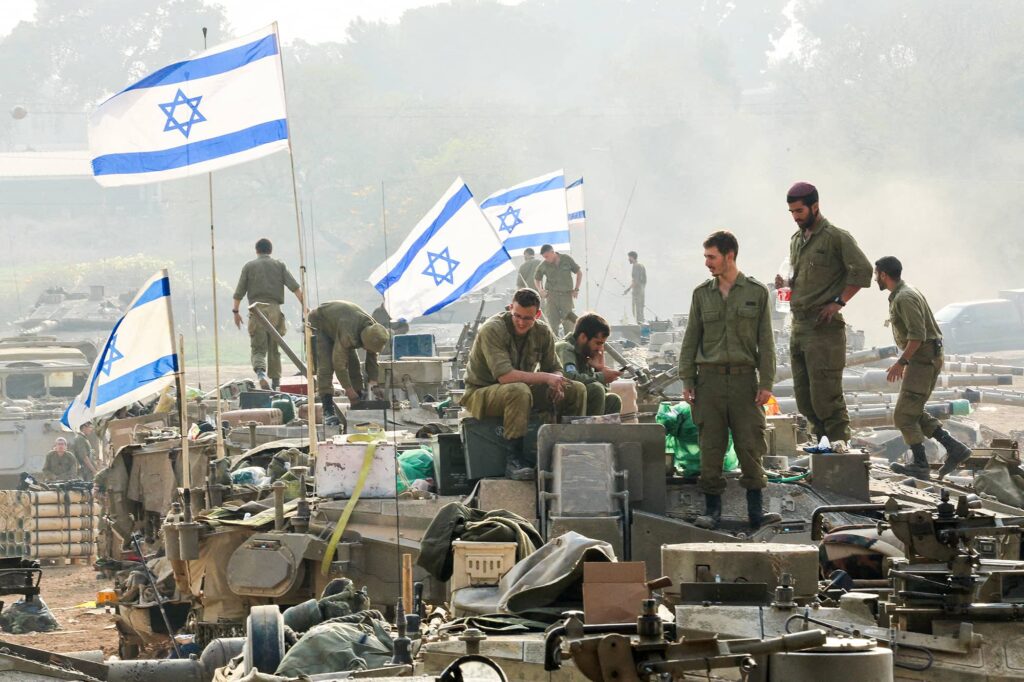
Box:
566;177;586;227
62;271;178;431
480;170;571;256
369;178;514;321
88;24;288;187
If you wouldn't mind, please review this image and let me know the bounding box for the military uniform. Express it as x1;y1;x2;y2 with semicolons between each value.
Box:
233;254;301;382
631;261;647;324
788;216;872;442
71;433;96;482
533;254;581;336
678;273;776;496
309;301;381;395
888;281;944;444
517;258;541;290
42;449;79;481
554;332;622;416
461;312;586;438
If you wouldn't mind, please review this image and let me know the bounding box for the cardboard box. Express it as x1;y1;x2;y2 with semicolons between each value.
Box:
583;561;647;624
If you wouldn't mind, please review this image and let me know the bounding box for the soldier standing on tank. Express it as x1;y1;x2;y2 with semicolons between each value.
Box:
776;182;872;451
874;256;972;479
533;244;582;337
232;238;304;390
623;251;647;324
679;231;781;530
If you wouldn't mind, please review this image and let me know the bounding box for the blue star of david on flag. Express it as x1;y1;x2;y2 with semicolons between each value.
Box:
158;88;207;138
422;247;460;286
496;206;523;234
100;334;124;376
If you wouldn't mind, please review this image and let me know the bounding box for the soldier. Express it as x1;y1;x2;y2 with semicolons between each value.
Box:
71;422;98;482
461;288;586;479
777;182;872;451
875;257;972;479
623;251;647;324
533;244;582;336
232;238;304;390
554;313;623;416
42;437;79;481
679;231;780;530
516;248;541;290
308;301;391;423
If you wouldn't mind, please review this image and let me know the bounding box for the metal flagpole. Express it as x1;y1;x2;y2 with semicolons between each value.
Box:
273;22;319;461
202;26;226;461
162;267;191;490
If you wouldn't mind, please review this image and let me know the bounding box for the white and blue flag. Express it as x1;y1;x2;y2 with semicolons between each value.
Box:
369;178;514;321
480;170;571;256
62;271;178;431
566;176;586;227
88;24;288;187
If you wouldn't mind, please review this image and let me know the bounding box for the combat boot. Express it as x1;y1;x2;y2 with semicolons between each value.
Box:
255;369;271;390
271;377;280;390
890;443;930;480
746;488;782;529
933;427;972;479
321;394;340;427
504;438;535;481
694;494;722;530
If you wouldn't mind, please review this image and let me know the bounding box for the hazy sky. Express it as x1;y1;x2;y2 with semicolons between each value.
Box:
0;1;517;43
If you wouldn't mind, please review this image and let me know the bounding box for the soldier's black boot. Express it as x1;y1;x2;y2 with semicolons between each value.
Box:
271;377;280;390
890;443;930;480
321;393;340;427
933;427;972;479
694;494;722;530
747;488;782;529
504;437;535;481
255;369;271;390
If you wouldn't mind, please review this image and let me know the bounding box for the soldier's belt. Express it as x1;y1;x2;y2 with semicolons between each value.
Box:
789;307;820;321
698;364;755;375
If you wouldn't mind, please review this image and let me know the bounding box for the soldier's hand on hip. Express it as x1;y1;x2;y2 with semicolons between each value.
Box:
345;387;360;402
774;274;785;289
683;388;696;405
886;363;905;383
755;389;773;407
817;302;842;324
233;311;243;329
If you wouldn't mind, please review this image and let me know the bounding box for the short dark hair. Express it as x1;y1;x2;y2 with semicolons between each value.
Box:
512;287;541;309
627;251;637;259
875;256;903;280
523;247;535;256
255;238;273;254
539;244;554;254
703;230;739;257
574;313;611;340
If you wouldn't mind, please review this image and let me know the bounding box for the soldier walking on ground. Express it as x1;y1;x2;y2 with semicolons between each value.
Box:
461;288;586;479
555;313;623;416
533;244;582;336
233;238;304;390
623;251;647;324
679;231;781;530
874;257;972;479
308;301;391;424
776;182;872;451
516;248;541;290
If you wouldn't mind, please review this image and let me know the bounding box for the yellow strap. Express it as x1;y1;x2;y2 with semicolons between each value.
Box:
320;438;381;576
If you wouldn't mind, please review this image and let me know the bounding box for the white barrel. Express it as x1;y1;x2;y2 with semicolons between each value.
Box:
609;379;639;423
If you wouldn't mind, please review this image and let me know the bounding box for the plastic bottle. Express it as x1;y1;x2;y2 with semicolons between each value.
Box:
775;256;793;313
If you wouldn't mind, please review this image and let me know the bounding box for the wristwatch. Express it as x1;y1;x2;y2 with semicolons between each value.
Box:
831;296;846;307
232;309;240;313
897;357;909;366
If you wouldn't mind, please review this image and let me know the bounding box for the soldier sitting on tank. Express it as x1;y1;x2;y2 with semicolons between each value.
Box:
460;287;586;480
42;437;80;482
554;313;623;416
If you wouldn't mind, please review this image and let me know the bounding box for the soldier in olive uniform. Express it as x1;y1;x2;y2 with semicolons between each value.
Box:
875;257;972;479
71;422;98;482
777;182;872;450
308;301;391;422
623;251;647;324
554;313;623;416
42;437;80;481
679;231;781;530
461;288;586;479
233;238;304;390
533;244;582;336
516;248;541;290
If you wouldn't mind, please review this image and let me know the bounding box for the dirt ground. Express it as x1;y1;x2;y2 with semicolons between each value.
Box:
0;563;119;656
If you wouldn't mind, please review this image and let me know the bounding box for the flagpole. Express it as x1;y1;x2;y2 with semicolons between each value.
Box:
176;335;192;490
274;22;319;462
202;26;227;462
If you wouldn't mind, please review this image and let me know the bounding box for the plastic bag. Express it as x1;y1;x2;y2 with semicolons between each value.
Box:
0;597;59;634
230;465;270;487
396;448;435;493
656;401;738;476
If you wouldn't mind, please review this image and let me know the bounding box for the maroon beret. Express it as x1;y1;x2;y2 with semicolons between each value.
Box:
786;182;817;199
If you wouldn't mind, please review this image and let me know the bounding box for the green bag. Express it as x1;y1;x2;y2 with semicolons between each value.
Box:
656;401;738;476
396;447;435;492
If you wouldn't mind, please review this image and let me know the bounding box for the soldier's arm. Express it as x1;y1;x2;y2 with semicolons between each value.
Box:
895;297;928;354
364;351;379;383
838;230;873;297
232;264;249;327
756;289;776;391
555;341;596;384
533;269;546;297
334;343;353;390
677;290;703;392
